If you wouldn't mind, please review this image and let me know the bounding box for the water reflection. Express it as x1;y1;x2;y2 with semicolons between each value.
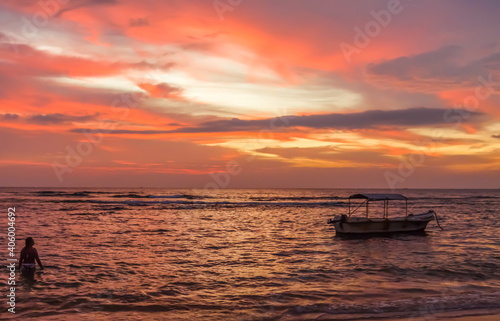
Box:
2;188;499;320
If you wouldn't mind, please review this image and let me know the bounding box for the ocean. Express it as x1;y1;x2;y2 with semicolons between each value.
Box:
0;188;499;320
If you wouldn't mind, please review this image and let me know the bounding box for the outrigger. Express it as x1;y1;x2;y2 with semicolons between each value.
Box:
327;193;441;235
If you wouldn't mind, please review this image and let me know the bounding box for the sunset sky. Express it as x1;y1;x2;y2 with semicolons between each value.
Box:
1;0;500;188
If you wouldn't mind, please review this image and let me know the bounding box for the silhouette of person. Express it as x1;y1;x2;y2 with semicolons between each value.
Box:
18;237;44;277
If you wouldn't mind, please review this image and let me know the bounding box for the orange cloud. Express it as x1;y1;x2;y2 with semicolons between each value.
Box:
138;83;184;99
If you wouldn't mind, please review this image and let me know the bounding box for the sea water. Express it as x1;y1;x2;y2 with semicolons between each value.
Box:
0;188;498;320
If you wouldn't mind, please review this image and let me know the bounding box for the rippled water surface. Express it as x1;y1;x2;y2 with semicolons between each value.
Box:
0;188;499;320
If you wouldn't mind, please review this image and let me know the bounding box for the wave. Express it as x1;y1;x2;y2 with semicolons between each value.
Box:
148;194;206;199
29;191;500;203
86;199;346;208
411;195;500;201
274;292;500;320
110;193;148;198
34;191;94;197
22;290;500;320
31;191;208;201
250;196;342;202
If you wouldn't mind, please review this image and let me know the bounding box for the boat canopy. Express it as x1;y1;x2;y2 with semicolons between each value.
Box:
349;193;407;201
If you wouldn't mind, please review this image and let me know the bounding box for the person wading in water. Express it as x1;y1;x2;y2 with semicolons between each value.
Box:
18;237;44;277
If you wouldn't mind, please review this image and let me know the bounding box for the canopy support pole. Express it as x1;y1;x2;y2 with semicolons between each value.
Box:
348;199;366;217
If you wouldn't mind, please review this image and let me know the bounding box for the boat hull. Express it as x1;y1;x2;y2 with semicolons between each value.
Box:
330;211;435;235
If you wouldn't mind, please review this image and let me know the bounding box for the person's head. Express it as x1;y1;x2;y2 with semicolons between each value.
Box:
25;237;35;247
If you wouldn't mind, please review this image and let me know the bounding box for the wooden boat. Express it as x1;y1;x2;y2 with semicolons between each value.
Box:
327;193;438;235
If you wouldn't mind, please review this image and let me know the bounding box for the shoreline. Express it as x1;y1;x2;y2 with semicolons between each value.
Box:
382;309;500;321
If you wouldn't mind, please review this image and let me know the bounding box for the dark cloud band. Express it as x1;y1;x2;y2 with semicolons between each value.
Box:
70;107;483;135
